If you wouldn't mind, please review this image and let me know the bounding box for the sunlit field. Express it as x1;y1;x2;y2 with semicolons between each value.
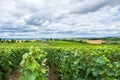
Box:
0;40;119;48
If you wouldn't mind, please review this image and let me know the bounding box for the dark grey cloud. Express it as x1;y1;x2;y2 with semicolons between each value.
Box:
0;26;36;33
71;0;120;14
25;17;45;26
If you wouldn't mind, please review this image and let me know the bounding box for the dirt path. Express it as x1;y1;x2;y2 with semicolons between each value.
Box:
48;65;58;80
8;68;20;80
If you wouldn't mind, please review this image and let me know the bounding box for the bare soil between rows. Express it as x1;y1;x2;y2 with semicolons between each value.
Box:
8;65;58;80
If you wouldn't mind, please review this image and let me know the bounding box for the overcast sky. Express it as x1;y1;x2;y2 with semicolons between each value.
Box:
0;0;120;38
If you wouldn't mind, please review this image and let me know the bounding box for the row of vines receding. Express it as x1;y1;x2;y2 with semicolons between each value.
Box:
0;47;120;80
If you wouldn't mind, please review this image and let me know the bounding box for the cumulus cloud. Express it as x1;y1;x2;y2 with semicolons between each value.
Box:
0;0;120;38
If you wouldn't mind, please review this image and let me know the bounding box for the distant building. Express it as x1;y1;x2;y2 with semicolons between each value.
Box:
16;40;26;43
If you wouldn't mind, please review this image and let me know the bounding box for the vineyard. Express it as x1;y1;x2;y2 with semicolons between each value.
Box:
0;45;120;80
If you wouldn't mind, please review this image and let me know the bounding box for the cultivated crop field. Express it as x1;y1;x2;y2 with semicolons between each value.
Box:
0;40;119;48
0;40;120;80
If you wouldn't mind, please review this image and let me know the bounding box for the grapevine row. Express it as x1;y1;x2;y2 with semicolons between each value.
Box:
0;46;120;80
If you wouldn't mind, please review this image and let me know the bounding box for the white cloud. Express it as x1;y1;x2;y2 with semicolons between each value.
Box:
0;0;120;38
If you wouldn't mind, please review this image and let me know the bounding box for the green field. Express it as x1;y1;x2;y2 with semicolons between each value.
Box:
0;40;119;48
